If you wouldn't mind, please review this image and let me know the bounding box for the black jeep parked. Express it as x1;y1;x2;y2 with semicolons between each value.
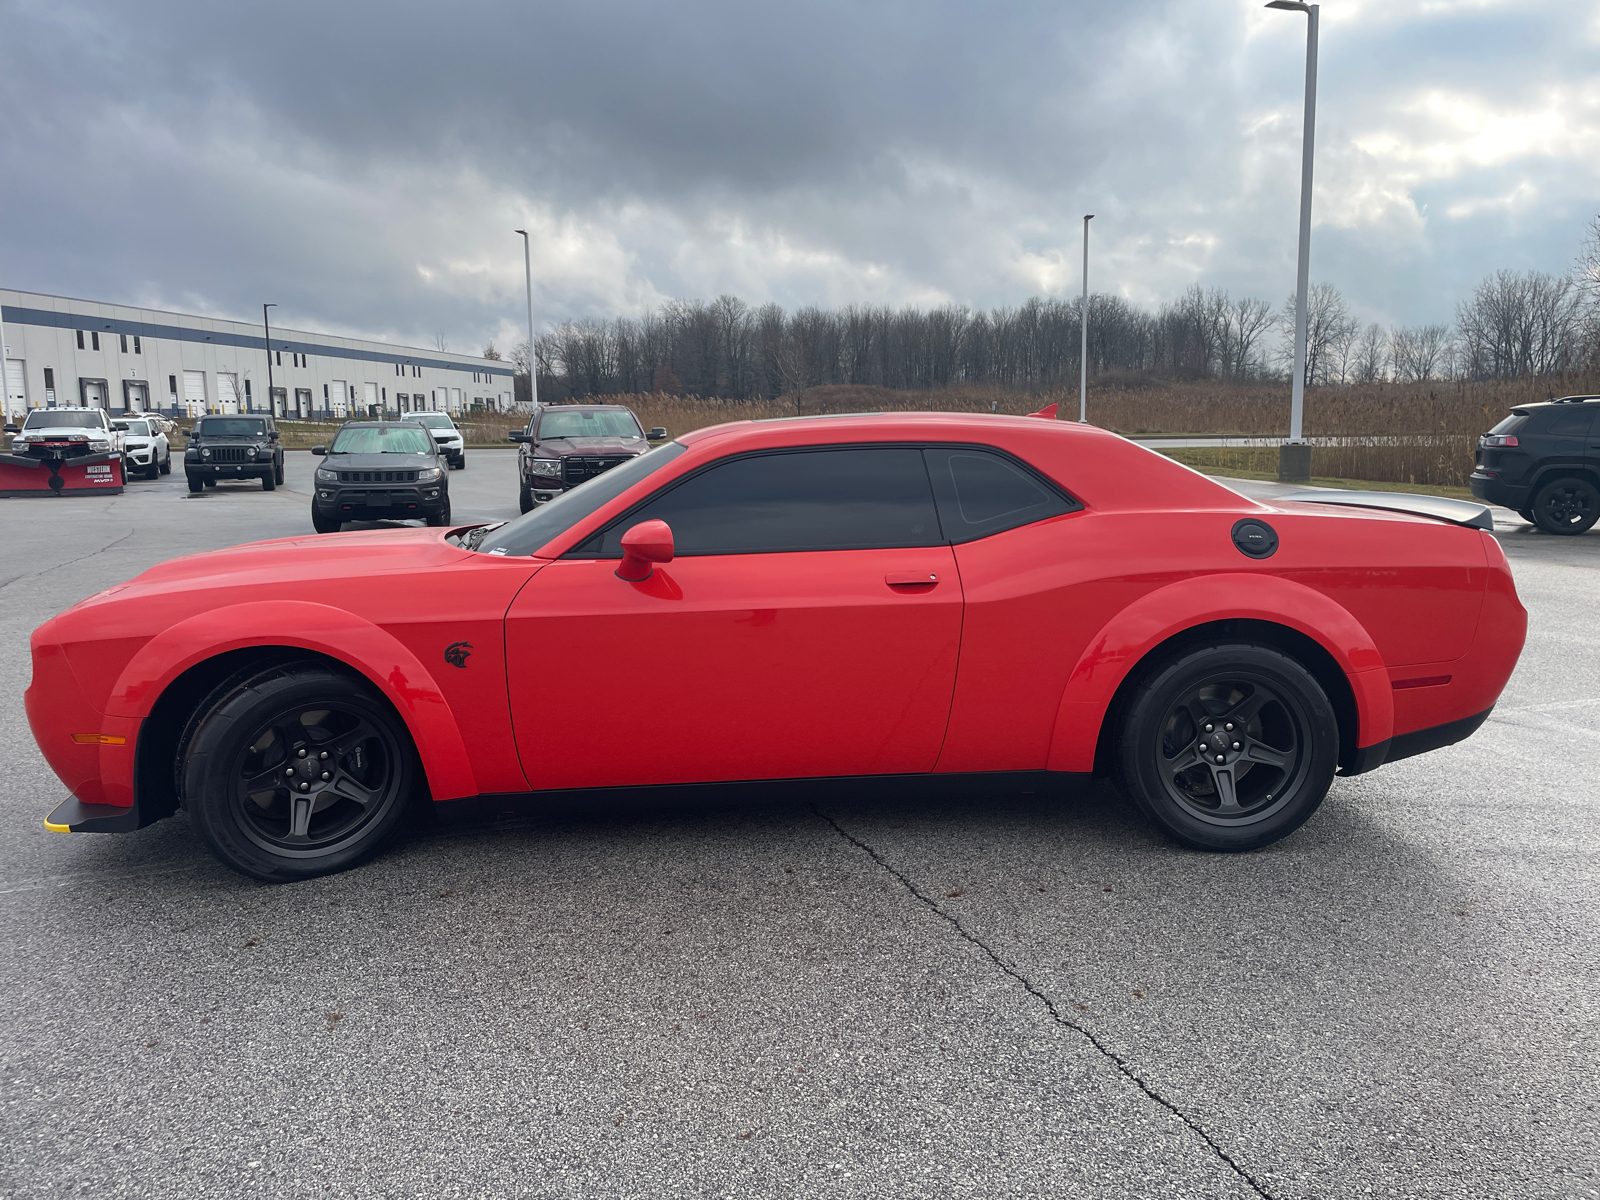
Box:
310;421;451;533
1470;395;1600;535
185;415;285;493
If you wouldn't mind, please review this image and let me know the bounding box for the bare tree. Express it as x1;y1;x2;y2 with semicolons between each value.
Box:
1227;296;1276;379
1280;283;1360;385
434;332;450;352
1455;269;1584;379
482;341;502;361
1390;324;1450;382
1351;322;1389;383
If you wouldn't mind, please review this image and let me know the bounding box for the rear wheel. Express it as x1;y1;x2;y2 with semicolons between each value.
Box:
180;664;420;881
1115;643;1338;852
1531;476;1599;535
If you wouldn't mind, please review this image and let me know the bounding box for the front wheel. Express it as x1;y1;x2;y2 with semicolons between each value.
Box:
518;481;534;514
425;498;453;527
311;508;341;533
1531;477;1599;535
180;664;420;881
454;454;466;470
274;461;285;485
262;471;276;491
187;474;204;494
159;454;172;475
1115;643;1338;852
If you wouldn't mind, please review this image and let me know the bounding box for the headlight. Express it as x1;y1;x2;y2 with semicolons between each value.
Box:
200;447;211;458
89;439;111;451
315;467;338;481
417;466;443;482
530;458;562;478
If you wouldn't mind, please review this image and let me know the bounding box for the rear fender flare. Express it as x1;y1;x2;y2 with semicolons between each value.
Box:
1044;573;1392;773
108;600;477;801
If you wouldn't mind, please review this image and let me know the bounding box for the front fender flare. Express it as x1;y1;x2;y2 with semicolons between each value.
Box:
1044;573;1392;773
109;600;478;801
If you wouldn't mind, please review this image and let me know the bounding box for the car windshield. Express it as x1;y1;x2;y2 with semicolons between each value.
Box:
23;411;101;429
476;443;686;557
329;425;434;455
537;409;642;439
123;420;151;436
409;414;455;430
197;418;267;437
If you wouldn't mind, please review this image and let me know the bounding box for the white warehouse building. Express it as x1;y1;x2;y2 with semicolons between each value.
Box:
1;288;515;423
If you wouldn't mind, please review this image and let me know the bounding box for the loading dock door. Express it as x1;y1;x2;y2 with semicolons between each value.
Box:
216;373;240;414
295;388;312;418
329;380;347;419
81;379;108;407
183;370;207;416
124;381;149;411
5;360;26;413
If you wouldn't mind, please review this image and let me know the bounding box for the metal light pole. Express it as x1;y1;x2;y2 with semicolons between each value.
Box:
514;229;539;409
1267;0;1318;482
262;303;277;418
1079;214;1094;423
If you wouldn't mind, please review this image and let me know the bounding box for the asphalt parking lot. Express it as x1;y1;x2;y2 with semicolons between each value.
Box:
2;448;1596;1200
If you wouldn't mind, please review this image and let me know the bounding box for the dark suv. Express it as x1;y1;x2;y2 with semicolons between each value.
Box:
1470;396;1600;535
185;415;284;493
310;421;452;533
509;404;666;513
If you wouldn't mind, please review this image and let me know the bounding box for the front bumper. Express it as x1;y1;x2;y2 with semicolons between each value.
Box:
188;459;272;480
314;484;448;518
46;794;151;834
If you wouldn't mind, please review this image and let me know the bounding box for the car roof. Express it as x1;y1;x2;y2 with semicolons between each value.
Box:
674;411;1250;513
1512;395;1600;413
537;404;634;414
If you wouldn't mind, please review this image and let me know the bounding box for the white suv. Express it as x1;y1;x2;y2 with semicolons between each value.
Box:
113;416;172;479
406;412;467;469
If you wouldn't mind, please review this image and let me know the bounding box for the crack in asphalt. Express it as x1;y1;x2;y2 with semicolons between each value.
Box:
0;526;136;592
812;805;1278;1200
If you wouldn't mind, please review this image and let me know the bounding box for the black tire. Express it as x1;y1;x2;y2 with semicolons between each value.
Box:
311;507;341;534
187;474;204;494
1114;643;1338;852
180;664;420;882
425;497;453;527
274;461;285;485
1530;476;1599;535
262;471;276;491
518;480;534;514
454;454;465;471
159;454;172;475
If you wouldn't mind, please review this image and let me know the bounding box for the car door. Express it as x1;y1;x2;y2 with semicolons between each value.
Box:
505;445;964;790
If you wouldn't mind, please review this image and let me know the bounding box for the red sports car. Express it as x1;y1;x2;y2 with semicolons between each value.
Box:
29;413;1526;881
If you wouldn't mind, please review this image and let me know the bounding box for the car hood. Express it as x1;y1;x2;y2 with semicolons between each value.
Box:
536;436;647;455
17;426;104;439
320;452;441;471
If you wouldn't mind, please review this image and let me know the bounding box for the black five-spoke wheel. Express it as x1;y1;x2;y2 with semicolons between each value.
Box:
1531;477;1600;536
1117;642;1339;851
182;664;419;880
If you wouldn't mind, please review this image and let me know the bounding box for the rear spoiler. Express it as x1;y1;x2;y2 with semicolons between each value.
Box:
1278;490;1495;531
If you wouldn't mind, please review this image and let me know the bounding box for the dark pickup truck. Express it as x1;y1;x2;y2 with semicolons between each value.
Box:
509;404;666;512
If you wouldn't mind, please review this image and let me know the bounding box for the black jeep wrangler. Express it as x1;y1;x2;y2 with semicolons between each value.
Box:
1470;395;1600;535
185;415;285;493
509;404;666;513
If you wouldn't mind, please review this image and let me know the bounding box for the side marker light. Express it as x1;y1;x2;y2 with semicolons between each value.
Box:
71;733;126;745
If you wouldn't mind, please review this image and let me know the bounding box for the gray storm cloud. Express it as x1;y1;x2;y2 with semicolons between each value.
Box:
2;0;1593;349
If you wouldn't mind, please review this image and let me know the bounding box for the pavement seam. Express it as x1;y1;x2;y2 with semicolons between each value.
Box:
812;805;1278;1200
0;526;136;592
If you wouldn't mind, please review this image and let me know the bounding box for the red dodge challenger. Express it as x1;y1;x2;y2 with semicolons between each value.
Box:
29;413;1526;881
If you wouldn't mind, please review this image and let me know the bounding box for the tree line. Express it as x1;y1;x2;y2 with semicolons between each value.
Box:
508;258;1600;404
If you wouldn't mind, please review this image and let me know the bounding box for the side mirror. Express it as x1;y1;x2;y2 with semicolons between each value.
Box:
649;427;667;440
615;519;674;582
2;424;18;434
269;430;280;440
311;445;327;456
111;421;129;430
508;431;530;443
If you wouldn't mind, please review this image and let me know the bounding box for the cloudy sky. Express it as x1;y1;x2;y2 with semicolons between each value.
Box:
3;0;1595;352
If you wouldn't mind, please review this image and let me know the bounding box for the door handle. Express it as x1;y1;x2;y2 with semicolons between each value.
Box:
885;571;939;588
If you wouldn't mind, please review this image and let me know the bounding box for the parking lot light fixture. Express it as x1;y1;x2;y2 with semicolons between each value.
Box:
1267;0;1318;483
262;304;277;418
514;229;539;408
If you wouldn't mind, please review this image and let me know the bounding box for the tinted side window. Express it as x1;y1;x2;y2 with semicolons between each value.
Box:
1545;408;1596;437
924;447;1077;541
590;447;941;556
